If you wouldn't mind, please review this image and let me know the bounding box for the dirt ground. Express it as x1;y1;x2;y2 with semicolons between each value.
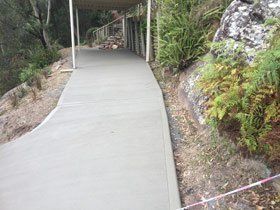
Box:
150;62;280;210
0;49;72;144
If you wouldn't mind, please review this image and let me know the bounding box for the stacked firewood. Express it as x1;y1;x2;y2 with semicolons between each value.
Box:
99;32;124;50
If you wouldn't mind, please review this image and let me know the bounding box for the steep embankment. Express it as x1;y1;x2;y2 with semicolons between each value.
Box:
153;0;280;209
0;49;72;144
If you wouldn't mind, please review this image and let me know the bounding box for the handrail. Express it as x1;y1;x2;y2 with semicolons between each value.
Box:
92;16;124;34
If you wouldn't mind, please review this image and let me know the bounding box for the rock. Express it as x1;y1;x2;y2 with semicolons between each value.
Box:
273;178;280;192
0;83;29;101
214;0;280;63
180;0;280;124
240;0;254;4
179;61;208;125
98;30;124;50
112;44;118;50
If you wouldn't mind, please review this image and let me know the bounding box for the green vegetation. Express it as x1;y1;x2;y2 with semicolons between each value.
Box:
0;0;112;96
28;47;61;69
20;65;40;85
199;32;280;161
265;17;280;26
157;0;232;70
155;0;279;161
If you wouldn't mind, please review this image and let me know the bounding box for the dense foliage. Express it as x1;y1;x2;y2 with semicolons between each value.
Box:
157;0;232;70
0;0;112;96
199;32;280;161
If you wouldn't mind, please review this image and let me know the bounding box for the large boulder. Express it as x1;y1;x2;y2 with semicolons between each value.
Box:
214;0;280;62
180;0;280;125
179;62;208;125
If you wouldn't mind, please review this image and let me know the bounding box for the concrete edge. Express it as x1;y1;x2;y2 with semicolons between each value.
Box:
27;68;77;133
145;63;182;209
0;70;75;146
160;98;182;209
30;107;59;133
57;70;77;106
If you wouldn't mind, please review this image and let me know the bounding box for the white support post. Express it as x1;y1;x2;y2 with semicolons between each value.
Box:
76;8;80;51
123;13;127;48
146;0;152;62
69;0;76;69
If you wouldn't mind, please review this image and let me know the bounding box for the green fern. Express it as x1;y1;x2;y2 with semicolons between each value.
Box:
199;31;280;156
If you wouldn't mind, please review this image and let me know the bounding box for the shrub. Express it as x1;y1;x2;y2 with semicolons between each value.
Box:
42;67;51;79
86;27;98;46
19;64;40;86
9;92;19;107
198;33;280;160
158;13;207;69
0;54;25;96
28;47;60;69
0;47;59;97
19;47;60;90
157;0;232;71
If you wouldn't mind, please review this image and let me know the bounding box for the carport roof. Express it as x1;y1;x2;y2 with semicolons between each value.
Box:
74;0;144;10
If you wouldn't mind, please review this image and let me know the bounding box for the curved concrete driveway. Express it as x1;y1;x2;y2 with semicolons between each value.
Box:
0;49;180;210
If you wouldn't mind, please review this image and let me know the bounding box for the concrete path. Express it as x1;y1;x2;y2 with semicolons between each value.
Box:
0;49;180;210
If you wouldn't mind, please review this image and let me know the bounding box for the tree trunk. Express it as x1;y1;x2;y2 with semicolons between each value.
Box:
39;32;47;49
44;0;52;49
29;0;52;49
0;42;4;55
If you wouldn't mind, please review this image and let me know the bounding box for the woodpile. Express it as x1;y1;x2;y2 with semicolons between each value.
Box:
98;32;124;50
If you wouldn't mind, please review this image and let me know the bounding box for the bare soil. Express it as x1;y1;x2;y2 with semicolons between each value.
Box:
0;48;72;144
150;62;280;210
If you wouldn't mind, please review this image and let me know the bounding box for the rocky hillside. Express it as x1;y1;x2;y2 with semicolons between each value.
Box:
182;0;280;125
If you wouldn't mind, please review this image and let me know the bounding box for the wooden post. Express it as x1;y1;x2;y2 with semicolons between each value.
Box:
127;19;130;49
112;24;115;36
69;0;76;68
135;21;140;54
76;8;80;51
156;6;161;59
139;4;146;57
130;19;135;52
102;29;104;39
128;19;132;50
140;28;145;57
97;30;99;43
123;13;127;48
106;26;109;37
146;0;152;62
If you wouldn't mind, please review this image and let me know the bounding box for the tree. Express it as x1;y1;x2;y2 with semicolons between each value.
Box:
29;0;52;49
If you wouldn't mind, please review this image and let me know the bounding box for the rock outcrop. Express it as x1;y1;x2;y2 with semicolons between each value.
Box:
214;0;280;62
180;0;280;125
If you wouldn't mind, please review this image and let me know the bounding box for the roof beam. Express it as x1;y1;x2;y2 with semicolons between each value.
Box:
73;0;144;10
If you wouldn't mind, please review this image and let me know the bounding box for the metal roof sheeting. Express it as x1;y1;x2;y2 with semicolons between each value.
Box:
74;0;144;10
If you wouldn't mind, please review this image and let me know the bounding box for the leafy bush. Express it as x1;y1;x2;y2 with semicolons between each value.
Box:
198;34;280;160
18;47;60;89
158;13;207;69
0;54;25;96
28;47;60;69
86;27;98;46
19;64;40;86
157;0;232;70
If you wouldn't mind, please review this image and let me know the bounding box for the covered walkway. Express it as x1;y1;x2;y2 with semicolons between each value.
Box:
0;49;180;210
